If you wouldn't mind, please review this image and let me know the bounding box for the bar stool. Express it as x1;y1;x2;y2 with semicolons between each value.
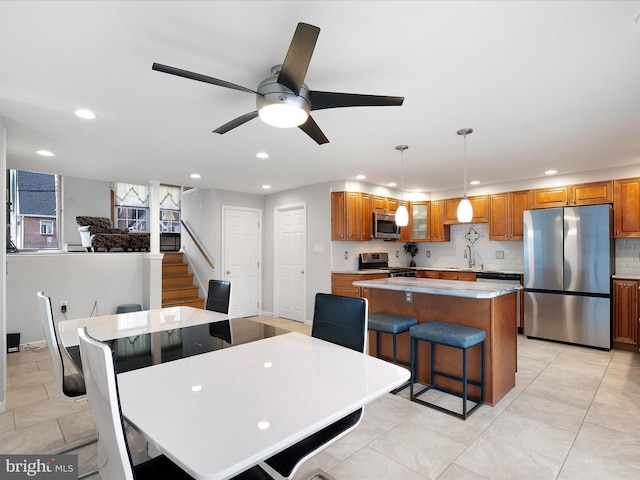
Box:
368;312;418;393
409;321;485;419
116;304;142;314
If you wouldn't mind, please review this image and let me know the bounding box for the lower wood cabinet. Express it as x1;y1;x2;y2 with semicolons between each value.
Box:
331;273;388;300
613;278;639;352
416;270;476;281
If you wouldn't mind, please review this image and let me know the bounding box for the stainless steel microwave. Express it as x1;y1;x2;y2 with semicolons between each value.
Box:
373;212;402;239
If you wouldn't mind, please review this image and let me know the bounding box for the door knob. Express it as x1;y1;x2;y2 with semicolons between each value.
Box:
301;270;305;274
226;271;230;274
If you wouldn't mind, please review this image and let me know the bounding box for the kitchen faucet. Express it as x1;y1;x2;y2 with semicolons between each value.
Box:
464;245;474;269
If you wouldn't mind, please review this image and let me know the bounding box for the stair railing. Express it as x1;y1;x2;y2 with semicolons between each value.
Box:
180;220;214;269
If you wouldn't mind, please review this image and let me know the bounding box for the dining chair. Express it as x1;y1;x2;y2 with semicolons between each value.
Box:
78;327;271;480
205;279;232;314
261;293;368;479
36;291;86;401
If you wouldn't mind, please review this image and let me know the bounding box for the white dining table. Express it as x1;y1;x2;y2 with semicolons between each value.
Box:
59;307;410;479
117;331;409;480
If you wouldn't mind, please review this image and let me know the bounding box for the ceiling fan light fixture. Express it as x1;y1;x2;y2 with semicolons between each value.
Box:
258;102;309;128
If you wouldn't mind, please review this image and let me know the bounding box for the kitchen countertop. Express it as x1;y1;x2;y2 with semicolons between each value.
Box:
612;274;640;280
332;268;524;275
352;277;522;299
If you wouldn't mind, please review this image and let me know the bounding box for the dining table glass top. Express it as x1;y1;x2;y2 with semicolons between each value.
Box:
59;306;291;373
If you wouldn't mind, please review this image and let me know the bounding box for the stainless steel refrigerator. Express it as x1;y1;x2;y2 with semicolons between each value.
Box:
523;204;613;349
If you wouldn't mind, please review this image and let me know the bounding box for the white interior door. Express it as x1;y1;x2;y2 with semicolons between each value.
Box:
223;207;261;318
276;204;306;322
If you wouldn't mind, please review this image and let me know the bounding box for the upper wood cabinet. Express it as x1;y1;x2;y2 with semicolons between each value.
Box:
408;201;429;242
331;191;372;241
443;195;489;224
531;187;569;209
570;181;613;206
386;197;399;212
614;178;640;238
428;200;450;242
489;190;530;241
372;195;399;213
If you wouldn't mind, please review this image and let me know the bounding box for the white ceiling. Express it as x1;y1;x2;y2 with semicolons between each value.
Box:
1;1;640;195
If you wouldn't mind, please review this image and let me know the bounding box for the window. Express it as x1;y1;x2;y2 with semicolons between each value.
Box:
7;170;60;250
160;209;180;232
114;183;150;231
115;206;148;231
40;220;54;235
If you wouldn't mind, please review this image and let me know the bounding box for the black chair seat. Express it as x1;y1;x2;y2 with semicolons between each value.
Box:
265;409;363;478
62;372;86;397
134;454;194;479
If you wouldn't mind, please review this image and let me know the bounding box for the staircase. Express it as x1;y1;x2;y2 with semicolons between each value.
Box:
162;252;205;309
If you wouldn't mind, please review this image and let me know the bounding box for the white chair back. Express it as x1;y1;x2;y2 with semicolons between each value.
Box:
79;327;134;480
37;291;86;401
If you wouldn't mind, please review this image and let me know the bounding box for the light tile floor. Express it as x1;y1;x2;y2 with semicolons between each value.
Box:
3;318;640;479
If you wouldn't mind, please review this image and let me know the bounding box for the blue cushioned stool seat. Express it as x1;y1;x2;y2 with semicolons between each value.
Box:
368;312;418;394
410;321;486;420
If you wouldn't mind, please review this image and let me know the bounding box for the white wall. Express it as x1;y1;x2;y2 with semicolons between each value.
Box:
61;176;111;249
263;182;332;321
6;253;145;345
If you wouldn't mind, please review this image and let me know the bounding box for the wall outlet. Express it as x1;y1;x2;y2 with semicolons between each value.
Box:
495;251;505;259
60;301;67;313
344;251;348;260
426;250;431;258
405;292;413;303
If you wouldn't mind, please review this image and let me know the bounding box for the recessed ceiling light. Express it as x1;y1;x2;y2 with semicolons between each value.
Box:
388;182;397;187
356;174;366;180
256;152;269;159
545;169;558;175
190;173;201;179
74;109;96;119
470;180;480;185
257;421;270;430
262;184;271;189
36;150;55;157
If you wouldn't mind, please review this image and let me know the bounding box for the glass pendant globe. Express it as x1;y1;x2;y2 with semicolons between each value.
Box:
258;103;309;128
395;204;409;227
457;195;473;223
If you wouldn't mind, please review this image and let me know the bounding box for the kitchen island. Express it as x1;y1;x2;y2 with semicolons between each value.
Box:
353;277;521;406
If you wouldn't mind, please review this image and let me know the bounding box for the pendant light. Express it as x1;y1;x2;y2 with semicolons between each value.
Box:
395;145;409;227
456;128;473;223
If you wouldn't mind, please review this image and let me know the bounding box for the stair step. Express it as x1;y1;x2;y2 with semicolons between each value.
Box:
163;274;195;288
163;264;189;276
163;285;200;301
162;297;205;309
162;252;184;265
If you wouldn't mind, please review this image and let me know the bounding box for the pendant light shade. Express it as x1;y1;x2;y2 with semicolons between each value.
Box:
457;195;473;223
456;128;474;223
395;145;409;227
395;204;409;226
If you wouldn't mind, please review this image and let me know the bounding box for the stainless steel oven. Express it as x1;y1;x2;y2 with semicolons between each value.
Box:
359;252;416;277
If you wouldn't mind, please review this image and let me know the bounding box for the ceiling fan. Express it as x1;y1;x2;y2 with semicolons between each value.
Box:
152;22;404;145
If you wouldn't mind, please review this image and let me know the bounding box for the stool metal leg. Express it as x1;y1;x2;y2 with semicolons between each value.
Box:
462;347;467;418
410;336;416;399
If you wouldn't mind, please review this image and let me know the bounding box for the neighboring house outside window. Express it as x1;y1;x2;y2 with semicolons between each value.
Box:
10;170;59;250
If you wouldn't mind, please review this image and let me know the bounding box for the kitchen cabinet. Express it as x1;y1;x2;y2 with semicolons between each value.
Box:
613;278;639;352
443;195;489;224
408;201;429;241
570;181;613;206
428;200;450;242
416;270;438;279
531;187;569;209
372;195;400;213
331;272;388;299
489;190;530;241
614;178;640;238
331;191;372;241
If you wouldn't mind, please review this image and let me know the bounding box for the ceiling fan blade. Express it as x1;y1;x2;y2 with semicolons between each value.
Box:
213;112;259;134
277;23;320;95
298;115;329;145
309;91;405;111
152;63;257;94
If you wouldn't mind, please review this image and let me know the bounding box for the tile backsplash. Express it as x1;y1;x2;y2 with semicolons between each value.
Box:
331;223;640;275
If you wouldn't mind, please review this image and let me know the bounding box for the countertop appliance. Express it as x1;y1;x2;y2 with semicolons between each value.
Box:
523;205;613;349
359;252;416;277
373;212;401;240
